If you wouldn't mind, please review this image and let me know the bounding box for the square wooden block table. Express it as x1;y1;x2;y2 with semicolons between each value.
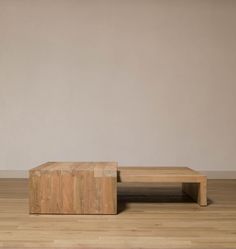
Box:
29;162;117;214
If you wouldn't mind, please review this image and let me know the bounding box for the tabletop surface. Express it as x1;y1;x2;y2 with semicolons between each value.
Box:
30;162;118;171
30;163;202;176
117;167;203;176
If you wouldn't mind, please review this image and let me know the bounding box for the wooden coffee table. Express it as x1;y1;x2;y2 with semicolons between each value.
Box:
118;166;207;206
29;162;117;214
29;163;207;214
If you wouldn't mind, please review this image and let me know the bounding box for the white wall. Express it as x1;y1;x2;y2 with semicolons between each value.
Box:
0;0;236;171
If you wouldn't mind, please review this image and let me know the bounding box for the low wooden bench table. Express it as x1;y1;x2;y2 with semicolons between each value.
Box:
29;163;207;214
118;166;207;206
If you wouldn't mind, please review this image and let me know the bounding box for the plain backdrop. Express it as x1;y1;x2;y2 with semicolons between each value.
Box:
0;0;236;171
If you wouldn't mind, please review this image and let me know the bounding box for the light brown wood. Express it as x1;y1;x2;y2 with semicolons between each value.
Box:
182;180;207;206
118;167;207;206
29;162;117;214
0;179;236;249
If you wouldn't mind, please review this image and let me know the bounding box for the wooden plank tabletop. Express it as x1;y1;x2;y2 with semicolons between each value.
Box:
118;167;206;183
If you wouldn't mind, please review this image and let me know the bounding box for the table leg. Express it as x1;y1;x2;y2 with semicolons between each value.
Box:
182;178;207;206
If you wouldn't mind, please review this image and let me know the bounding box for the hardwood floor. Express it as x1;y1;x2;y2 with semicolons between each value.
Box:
0;179;236;249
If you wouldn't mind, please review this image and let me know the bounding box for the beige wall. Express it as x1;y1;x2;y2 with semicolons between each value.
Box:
0;0;236;171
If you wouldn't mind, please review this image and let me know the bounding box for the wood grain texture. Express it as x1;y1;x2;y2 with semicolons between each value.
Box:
118;167;205;182
29;162;117;214
0;179;236;249
118;167;207;206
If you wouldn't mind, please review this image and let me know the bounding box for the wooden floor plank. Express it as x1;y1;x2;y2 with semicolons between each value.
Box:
0;179;236;248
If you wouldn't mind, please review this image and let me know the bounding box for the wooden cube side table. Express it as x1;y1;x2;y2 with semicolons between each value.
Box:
29;162;117;214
